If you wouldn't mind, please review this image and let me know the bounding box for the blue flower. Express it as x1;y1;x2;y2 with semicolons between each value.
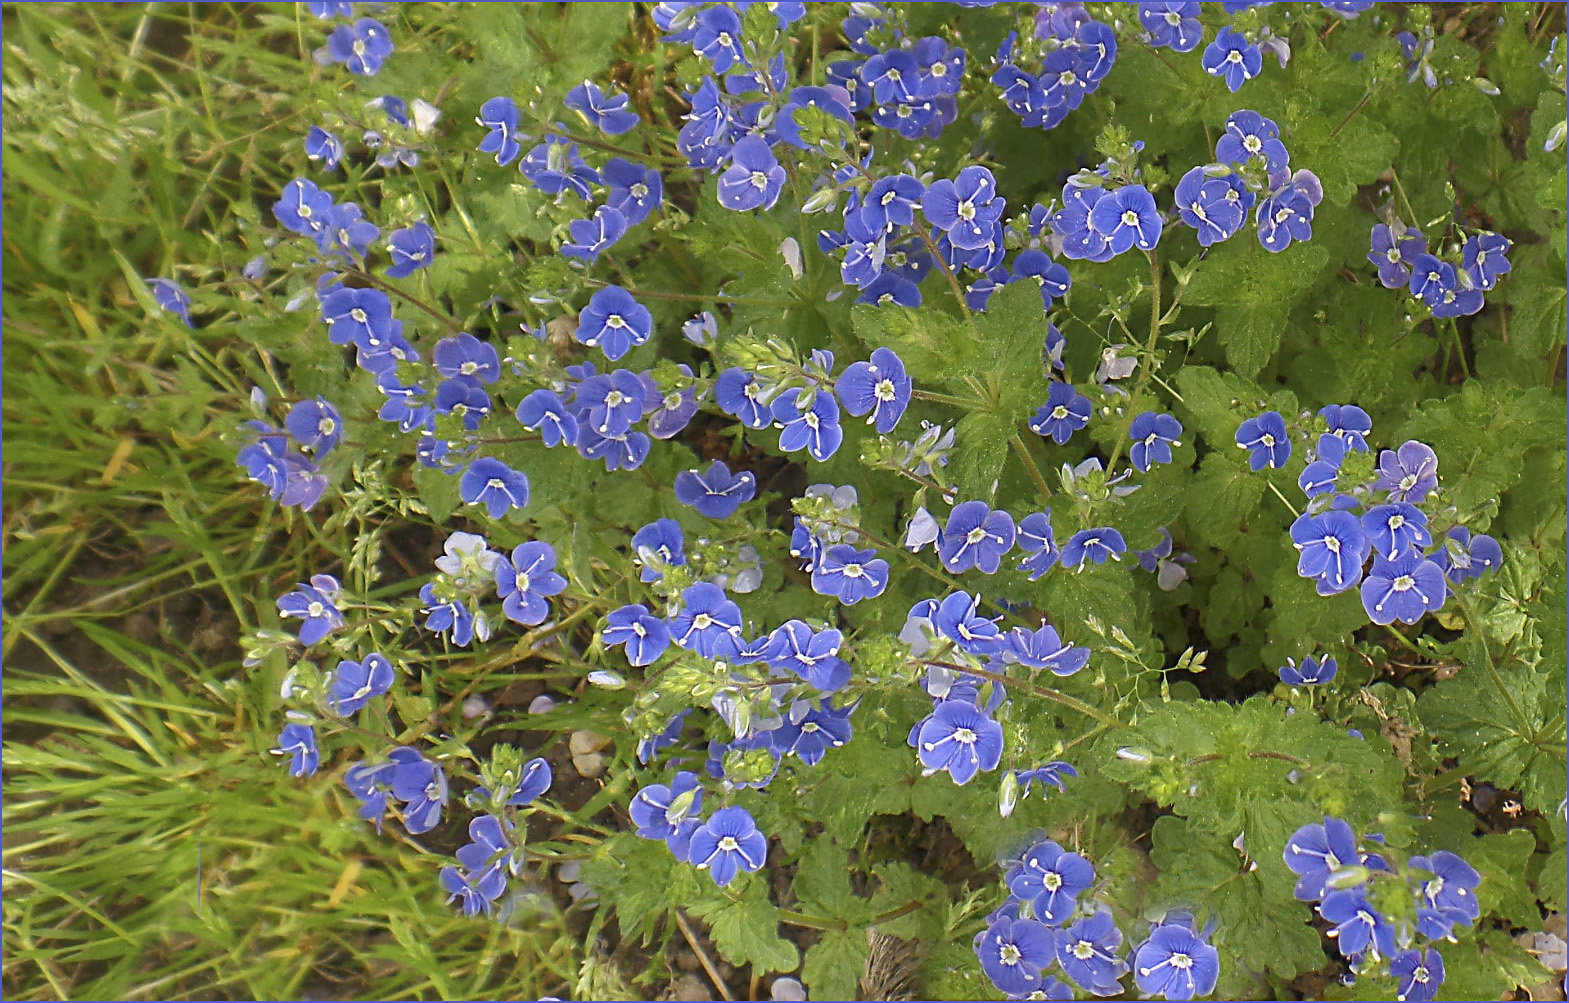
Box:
1362;502;1431;561
345;758;395;830
691;5;746;72
1029;382;1092;444
319;286;393;349
1368;222;1427;289
675;460;757;519
1012;249;1073;310
1290;510;1369;594
718;136;786;212
1004;624;1091;676
1012;761;1080;807
575;369;648;437
277;574;345;645
1017;511;1061;580
977;915;1058;997
325;18;394;75
442;815;515;916
1298;434;1347;497
515;389;579;448
494;541;567;626
637;710;690;763
1256;175;1321;252
772;388;844;462
1202;26;1262;91
916;699;1004;785
647;366;701;439
321;202;379;261
475;96;524;165
604;603;672;666
273;177;334;241
1139;2;1203;51
630;771;704;860
1173;166;1246;247
577;285;653;361
714;368;774;429
308;2;354;18
922;166;1005;250
388;747;447;834
433;331;500;385
1279;654;1337;686
811;544;890;605
1215;110;1289;174
272;722;320;777
561;205;628;262
932;590;1006;654
836;347;912;434
775;85;854;150
1128;412;1183;472
1235;411;1291;470
1319;404;1372;451
1390;948;1446;1003
1132;920;1221;1001
770;700;855;766
939;501;1017;574
860;174;925;232
284;396;343;457
1318;889;1396;961
1284;816;1359;901
460;457;529;519
305;125;345;170
1435;526;1503;585
1373;440;1439;502
386;221;435;278
1362;551;1447;624
688;806;768;887
762;619;850;692
576;426;651;472
670;582;743;658
630;518;686;582
564;80;639;135
520;137;598;199
602;157;663;225
1006;838;1095;923
419;584;478;646
1089;184;1162;254
1061;527;1127;570
493;757;553;807
1409;850;1481;926
329;653;395;714
1056;909;1129;995
1462;231;1511;290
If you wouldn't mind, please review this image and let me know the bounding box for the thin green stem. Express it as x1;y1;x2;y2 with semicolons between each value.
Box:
912;388;987;409
1011;432;1053;501
923;659;1123;730
1448;587;1533;735
1265;480;1300;519
1102;250;1165;475
580;277;795;308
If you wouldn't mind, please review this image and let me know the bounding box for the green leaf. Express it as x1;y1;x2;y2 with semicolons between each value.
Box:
688;876;800;975
792;838;873;925
802;929;869;1002
1417;660;1568;815
950;411;1012;500
1184;242;1330;378
1393;381;1562;515
1149;815;1326;986
866;862;944;941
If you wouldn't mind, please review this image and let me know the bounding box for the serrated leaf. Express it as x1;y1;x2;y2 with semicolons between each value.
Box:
688;876;800;976
803;929;869;1002
1416;660;1568;815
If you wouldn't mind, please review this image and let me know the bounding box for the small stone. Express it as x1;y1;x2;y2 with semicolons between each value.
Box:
668;974;713;1001
572;751;605;779
570;729;609;756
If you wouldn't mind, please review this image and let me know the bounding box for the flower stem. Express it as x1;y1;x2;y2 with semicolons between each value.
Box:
922;659;1123;730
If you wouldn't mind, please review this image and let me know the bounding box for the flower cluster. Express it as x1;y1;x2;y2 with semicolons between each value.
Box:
990;8;1118;132
976;838;1222;1000
1173;110;1323;254
1368;215;1513;318
1284;816;1478;1000
1233;406;1506;625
